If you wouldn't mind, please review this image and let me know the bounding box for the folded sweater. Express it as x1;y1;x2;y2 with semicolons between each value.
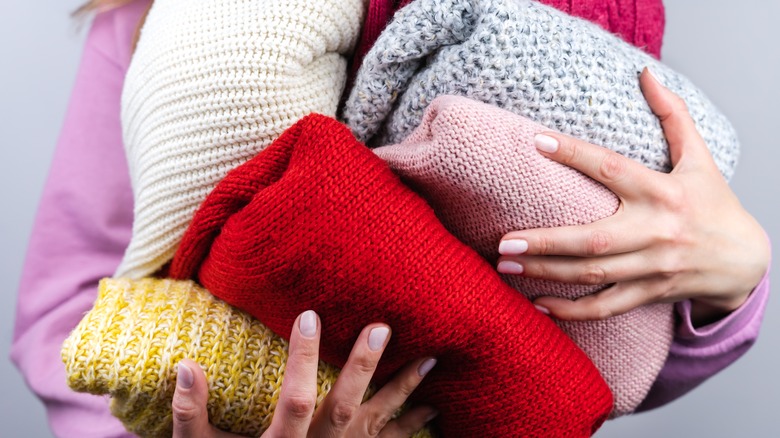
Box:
115;0;365;279
374;95;673;415
342;0;739;181
169;113;614;437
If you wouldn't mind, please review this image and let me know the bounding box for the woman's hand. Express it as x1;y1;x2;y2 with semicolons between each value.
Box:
497;68;770;326
171;311;437;437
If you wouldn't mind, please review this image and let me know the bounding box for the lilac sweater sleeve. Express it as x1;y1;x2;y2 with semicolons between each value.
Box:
10;2;149;437
10;1;769;434
638;258;771;411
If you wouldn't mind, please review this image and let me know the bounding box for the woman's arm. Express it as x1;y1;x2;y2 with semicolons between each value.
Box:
11;2;149;436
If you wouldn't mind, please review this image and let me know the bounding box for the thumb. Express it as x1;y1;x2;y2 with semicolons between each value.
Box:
172;359;214;438
639;67;711;170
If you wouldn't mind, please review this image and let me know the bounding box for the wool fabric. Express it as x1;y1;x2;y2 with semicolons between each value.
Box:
61;278;432;438
374;95;673;416
342;0;739;181
115;0;365;279
170;114;614;437
347;0;664;92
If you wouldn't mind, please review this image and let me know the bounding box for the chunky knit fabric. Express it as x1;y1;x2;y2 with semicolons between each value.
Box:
170;114;613;437
348;0;664;91
343;0;739;181
116;0;365;279
61;278;432;438
375;95;673;416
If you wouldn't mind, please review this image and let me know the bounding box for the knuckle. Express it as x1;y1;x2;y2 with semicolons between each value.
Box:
578;265;607;285
592;302;614;320
535;235;555;256
586;230;612;256
366;412;392;437
560;139;580;165
171;393;200;425
672;94;690;114
282;394;316;420
598;152;627;183
329;400;359;428
350;355;378;376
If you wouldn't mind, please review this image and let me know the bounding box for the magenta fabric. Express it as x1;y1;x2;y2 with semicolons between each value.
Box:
11;1;768;436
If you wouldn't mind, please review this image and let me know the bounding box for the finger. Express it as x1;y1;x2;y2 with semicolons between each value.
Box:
360;358;437;436
533;131;657;199
498;252;653;286
499;213;659;258
379;406;438;438
172;359;214;438
265;310;320;437
533;280;657;321
639;67;713;169
310;323;391;436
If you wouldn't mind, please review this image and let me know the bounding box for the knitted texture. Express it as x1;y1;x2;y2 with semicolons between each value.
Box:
342;0;739;181
116;0;365;279
374;95;673;416
347;0;664;93
61;278;432;438
169;114;614;437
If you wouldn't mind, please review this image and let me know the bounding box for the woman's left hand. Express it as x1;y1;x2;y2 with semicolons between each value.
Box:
497;68;770;326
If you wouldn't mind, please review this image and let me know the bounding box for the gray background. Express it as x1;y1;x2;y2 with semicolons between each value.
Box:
1;0;777;436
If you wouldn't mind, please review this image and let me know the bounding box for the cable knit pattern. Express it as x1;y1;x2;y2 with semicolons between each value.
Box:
374;95;673;416
61;278;432;438
116;0;365;279
169;114;613;437
342;0;739;181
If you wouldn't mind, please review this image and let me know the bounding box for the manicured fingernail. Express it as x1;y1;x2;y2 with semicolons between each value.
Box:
299;310;318;338
368;326;390;351
534;134;559;153
498;239;528;255
497;260;524;275
644;66;663;85
417;358;437;377
534;304;551;315
177;363;194;389
425;410;439;423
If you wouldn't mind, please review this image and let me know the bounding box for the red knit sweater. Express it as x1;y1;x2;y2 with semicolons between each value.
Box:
171;114;613;437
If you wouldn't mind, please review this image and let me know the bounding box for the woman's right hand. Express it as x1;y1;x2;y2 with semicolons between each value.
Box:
171;310;438;437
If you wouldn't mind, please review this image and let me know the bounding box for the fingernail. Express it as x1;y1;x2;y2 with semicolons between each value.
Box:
534;304;551;315
177;363;194;389
300;310;318;338
497;260;524;275
644;66;663;85
534;134;559;153
498;239;528;255
368;326;390;351
417;358;437;377
425;410;439;423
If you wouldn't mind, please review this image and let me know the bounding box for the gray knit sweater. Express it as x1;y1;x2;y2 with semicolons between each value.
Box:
343;0;739;180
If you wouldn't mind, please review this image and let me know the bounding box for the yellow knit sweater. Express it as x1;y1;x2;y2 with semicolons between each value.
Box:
62;278;432;437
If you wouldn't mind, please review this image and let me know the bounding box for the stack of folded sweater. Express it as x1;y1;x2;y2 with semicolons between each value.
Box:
62;0;741;436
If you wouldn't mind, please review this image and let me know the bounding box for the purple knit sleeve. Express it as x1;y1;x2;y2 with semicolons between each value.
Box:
638;238;771;411
10;2;149;437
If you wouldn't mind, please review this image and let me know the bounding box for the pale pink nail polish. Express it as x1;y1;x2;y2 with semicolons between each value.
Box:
368;327;390;351
299;310;317;338
418;358;437;377
534;304;551;315
497;260;524;275
498;239;528;255
177;363;194;389
534;134;559;153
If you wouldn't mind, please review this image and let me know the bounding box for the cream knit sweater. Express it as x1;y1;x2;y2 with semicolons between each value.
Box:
116;0;365;278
